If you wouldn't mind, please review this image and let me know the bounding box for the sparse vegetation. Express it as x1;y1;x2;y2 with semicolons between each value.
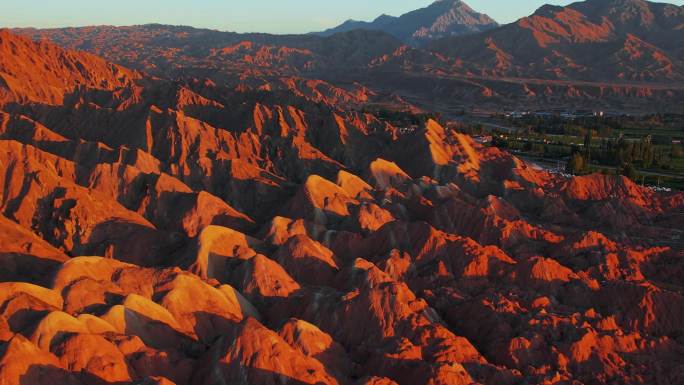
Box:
486;114;684;189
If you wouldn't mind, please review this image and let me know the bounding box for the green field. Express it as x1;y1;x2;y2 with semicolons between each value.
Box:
478;114;684;190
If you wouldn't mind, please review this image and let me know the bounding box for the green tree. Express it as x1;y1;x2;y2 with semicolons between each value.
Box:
622;163;637;181
583;130;593;165
630;142;639;162
566;153;585;175
616;134;631;168
671;144;683;159
642;136;654;168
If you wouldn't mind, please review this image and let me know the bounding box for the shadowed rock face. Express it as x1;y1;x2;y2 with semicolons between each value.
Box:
0;26;684;385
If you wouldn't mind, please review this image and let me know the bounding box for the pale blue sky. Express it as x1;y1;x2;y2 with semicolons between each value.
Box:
1;0;683;34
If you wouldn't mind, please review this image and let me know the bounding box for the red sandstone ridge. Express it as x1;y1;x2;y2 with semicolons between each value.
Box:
0;23;683;385
0;29;139;105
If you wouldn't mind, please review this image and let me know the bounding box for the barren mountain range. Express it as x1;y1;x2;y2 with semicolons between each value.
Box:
427;0;684;82
16;0;684;113
316;0;499;45
0;0;684;385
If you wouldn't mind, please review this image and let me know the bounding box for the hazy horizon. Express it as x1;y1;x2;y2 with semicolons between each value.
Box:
3;0;683;35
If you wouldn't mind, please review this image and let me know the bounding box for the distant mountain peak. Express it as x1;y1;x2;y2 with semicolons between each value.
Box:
426;0;684;84
372;14;397;26
315;0;498;45
435;0;469;8
435;0;466;5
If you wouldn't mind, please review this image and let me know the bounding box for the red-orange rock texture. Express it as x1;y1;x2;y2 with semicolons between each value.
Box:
1;16;684;385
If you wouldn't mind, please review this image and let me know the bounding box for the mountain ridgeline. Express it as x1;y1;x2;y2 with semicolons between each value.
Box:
427;0;684;82
316;0;499;45
14;0;684;113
